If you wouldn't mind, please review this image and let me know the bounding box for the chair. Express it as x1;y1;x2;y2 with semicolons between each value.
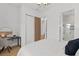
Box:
0;27;13;53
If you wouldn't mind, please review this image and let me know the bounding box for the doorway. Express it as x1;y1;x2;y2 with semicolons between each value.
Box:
34;17;41;41
62;9;74;41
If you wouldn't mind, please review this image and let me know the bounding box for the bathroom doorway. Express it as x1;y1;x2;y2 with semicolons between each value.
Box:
62;9;74;41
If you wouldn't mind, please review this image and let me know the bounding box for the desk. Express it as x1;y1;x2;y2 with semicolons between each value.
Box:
8;36;21;47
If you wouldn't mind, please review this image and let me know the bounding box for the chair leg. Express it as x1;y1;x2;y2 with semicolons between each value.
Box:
7;46;11;53
7;46;12;53
8;46;12;50
0;46;12;53
0;47;5;53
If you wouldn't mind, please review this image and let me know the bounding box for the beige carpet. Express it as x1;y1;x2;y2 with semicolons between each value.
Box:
0;46;20;56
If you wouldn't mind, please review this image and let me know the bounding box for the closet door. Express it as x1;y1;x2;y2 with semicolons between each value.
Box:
35;17;41;41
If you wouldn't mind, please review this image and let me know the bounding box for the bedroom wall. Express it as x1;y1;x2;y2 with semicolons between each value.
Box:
0;4;20;36
0;4;20;48
20;4;40;46
40;4;79;42
20;3;79;47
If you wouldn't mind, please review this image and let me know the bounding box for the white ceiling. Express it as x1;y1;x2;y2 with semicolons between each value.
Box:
8;3;51;11
4;3;52;13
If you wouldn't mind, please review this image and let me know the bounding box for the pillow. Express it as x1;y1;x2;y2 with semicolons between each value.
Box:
65;39;79;56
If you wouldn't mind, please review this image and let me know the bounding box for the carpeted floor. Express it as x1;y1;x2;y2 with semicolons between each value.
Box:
0;46;20;56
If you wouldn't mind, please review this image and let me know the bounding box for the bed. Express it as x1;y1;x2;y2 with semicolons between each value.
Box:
17;39;79;56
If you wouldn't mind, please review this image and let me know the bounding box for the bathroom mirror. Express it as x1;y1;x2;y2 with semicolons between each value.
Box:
62;9;74;41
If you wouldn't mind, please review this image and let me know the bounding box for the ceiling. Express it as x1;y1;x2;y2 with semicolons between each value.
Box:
6;3;52;12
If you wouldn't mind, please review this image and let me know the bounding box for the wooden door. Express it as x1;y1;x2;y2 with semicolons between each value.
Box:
35;17;41;41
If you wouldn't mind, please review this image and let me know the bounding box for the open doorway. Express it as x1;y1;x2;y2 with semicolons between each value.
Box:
34;17;47;41
34;17;41;41
62;9;74;41
26;14;47;43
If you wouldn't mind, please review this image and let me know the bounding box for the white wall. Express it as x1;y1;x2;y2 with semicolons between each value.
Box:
20;3;79;46
0;4;20;48
20;4;40;46
25;16;34;44
0;3;41;47
63;14;74;25
20;4;26;47
40;3;79;42
0;4;20;36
